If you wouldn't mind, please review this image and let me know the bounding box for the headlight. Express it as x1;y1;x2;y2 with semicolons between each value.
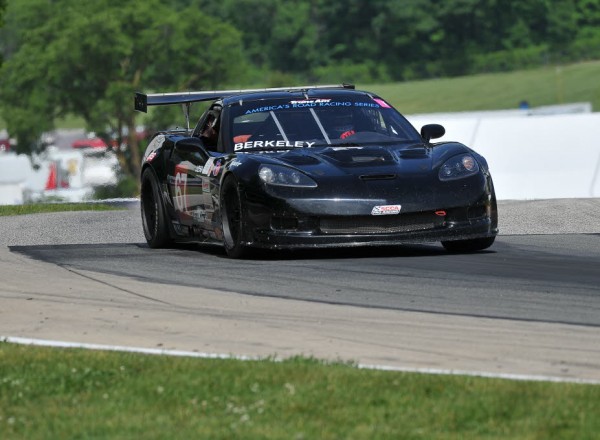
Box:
439;154;480;181
258;164;317;188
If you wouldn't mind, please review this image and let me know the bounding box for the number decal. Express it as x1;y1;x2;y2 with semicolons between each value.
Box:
174;166;188;212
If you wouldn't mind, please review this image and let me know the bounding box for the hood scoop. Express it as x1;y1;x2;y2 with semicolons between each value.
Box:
321;147;395;166
279;153;321;166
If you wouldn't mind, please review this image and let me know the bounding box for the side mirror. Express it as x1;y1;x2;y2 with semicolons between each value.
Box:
176;138;207;154
420;124;445;142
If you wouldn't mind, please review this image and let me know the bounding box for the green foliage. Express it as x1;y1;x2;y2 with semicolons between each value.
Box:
93;175;139;199
4;0;600;91
0;0;5;35
471;45;550;73
0;0;245;180
0;0;6;33
313;61;390;84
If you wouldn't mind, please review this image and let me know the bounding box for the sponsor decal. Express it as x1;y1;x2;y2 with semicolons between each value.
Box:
145;151;157;163
145;135;165;162
201;157;216;175
229;159;242;168
233;134;251;144
354;102;380;108
198;158;222;177
245;104;291;115
212;160;222;177
373;98;391;108
290;99;331;104
243;100;386;115
290;100;351;108
371;204;402;216
202;180;210;193
234;140;315;151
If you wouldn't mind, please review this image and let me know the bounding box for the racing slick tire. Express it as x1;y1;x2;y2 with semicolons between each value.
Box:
221;176;251;259
141;167;173;248
441;236;495;253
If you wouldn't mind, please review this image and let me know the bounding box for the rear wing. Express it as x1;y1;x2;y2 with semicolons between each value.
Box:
134;84;355;113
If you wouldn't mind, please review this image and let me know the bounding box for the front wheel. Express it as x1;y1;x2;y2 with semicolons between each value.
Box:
141;167;173;248
220;176;251;259
441;236;495;253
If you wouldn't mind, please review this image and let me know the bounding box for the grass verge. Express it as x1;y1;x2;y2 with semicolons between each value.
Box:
0;203;120;216
363;60;600;114
1;343;599;439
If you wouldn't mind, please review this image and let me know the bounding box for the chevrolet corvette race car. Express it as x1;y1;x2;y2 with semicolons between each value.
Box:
135;84;498;258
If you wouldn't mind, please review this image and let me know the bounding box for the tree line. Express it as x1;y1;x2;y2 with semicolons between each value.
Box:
1;0;599;182
191;0;600;82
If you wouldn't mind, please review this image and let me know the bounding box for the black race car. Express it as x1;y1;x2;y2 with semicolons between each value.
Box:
135;84;498;258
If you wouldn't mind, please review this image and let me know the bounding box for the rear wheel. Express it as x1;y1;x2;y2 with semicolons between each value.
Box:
221;176;251;258
442;236;495;253
141;168;173;248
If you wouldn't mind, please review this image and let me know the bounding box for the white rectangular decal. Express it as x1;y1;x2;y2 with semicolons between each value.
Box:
371;205;402;215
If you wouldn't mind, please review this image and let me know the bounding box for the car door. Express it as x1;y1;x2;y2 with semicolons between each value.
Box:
169;138;211;229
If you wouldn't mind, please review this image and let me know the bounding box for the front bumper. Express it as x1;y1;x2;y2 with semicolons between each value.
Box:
251;218;497;250
243;196;498;250
239;171;498;250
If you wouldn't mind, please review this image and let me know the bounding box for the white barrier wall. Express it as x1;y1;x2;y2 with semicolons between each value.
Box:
0;154;31;205
407;113;600;200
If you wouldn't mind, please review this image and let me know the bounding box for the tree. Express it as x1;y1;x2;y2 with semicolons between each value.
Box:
0;0;5;27
164;0;600;81
0;0;245;183
0;0;7;67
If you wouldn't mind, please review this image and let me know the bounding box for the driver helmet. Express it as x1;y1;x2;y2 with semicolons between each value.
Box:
326;108;355;139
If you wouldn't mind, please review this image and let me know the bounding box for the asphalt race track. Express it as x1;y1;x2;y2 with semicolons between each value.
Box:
9;234;600;327
1;199;600;382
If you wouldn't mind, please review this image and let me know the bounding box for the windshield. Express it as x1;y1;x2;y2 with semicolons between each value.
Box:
227;96;421;152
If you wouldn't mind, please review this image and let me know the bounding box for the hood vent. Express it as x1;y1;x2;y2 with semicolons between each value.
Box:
398;147;428;158
322;148;395;165
279;154;321;166
359;174;397;181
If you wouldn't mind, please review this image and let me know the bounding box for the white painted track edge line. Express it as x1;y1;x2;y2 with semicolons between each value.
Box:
2;336;599;385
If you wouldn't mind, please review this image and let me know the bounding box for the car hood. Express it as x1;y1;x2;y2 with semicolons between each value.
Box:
266;143;471;178
237;142;483;212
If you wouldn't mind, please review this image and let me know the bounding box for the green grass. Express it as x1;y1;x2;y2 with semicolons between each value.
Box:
1;343;598;439
362;60;600;114
0;203;120;216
